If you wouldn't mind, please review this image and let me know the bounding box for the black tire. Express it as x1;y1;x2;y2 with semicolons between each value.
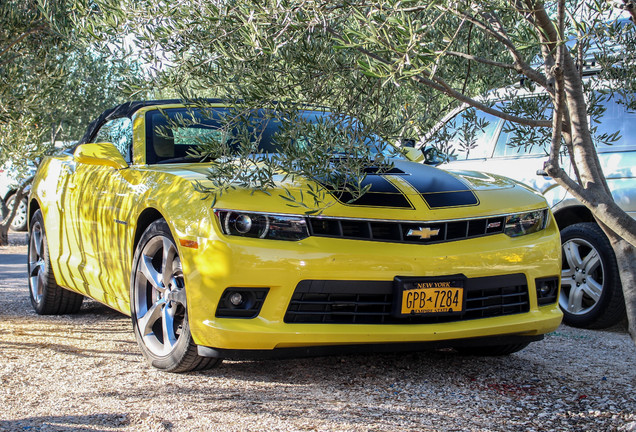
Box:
559;222;626;329
7;194;28;232
28;210;84;315
455;343;530;356
130;219;220;373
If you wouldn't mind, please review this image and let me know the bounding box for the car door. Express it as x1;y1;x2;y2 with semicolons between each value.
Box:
61;117;137;307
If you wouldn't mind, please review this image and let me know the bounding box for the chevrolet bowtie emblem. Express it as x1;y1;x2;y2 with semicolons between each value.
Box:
407;227;440;240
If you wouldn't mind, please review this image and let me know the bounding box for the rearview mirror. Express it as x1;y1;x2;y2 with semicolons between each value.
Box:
73;143;128;170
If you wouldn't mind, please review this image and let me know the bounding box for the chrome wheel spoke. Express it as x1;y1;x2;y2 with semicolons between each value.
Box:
582;250;600;275
563;242;583;270
29;259;44;278
138;300;164;336
32;229;43;258
567;285;585;313
28;224;46;303
582;277;602;302
162;305;178;350
29;262;45;300
139;254;165;293
161;238;177;290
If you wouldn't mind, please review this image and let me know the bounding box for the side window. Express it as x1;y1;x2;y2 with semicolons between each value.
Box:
493;122;551;157
593;95;636;152
491;96;553;158
94;117;133;163
436;109;501;160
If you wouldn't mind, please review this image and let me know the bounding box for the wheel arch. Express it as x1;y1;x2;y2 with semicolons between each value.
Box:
133;208;166;256
2;188;17;202
552;204;595;230
28;198;41;228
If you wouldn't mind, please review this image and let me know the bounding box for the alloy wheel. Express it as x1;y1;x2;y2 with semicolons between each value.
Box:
133;235;187;357
560;237;604;316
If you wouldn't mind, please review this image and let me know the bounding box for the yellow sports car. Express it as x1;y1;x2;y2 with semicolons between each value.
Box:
28;100;562;372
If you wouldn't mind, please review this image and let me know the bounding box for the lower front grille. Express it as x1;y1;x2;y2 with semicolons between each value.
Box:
284;274;529;324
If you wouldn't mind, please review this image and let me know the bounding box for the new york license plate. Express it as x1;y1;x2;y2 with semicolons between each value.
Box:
394;276;465;316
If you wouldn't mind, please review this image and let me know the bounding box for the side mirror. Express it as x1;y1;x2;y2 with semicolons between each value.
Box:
402;147;426;163
73;143;128;170
423;147;445;165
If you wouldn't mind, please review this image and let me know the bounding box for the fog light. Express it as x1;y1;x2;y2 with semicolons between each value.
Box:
539;285;552;296
536;277;559;306
229;292;244;306
216;288;270;318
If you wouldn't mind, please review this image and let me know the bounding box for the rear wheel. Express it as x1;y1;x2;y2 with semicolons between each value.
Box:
28;210;84;314
559;223;625;329
130;219;220;373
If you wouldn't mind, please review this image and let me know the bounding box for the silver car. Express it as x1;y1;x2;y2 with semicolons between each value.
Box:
423;91;634;329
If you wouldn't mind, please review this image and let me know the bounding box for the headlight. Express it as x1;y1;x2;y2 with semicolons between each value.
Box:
214;210;310;241
504;209;548;237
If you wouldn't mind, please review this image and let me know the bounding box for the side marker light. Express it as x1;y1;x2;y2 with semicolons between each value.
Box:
179;239;199;249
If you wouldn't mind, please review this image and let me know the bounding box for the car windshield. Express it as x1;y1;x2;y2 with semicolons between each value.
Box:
145;107;394;164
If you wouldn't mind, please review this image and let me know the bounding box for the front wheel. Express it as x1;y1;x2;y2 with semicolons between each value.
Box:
130;219;220;373
559;223;625;329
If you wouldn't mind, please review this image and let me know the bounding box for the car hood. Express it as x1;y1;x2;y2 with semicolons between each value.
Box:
152;159;546;220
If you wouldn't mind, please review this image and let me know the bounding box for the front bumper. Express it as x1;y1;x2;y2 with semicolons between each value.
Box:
179;220;563;352
197;334;546;360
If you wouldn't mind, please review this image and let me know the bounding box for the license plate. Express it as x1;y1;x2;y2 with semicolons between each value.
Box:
393;276;465;317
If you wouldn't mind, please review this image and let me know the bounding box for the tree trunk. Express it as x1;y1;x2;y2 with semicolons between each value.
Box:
0;222;7;246
0;183;29;247
607;233;636;344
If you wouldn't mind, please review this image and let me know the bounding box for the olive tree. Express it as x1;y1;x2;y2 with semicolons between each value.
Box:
77;0;636;342
0;0;141;244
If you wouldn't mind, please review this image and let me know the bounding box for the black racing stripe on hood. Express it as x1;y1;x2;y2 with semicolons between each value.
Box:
392;161;479;208
322;175;414;209
421;191;479;208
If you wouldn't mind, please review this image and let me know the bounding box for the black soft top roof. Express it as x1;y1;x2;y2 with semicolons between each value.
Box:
79;98;226;144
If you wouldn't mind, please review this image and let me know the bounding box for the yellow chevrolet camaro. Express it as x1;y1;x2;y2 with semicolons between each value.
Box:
28;100;562;372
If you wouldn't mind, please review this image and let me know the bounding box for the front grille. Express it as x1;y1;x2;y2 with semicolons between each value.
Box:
308;216;505;244
284;274;529;324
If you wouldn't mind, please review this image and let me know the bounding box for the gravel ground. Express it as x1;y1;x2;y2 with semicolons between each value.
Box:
1;236;635;432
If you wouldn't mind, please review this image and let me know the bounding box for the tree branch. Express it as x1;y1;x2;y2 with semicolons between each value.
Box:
441;50;519;72
548;0;566;166
443;7;549;89
325;26;552;128
0;24;47;59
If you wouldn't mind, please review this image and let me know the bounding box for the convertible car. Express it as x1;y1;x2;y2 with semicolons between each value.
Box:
28;100;562;372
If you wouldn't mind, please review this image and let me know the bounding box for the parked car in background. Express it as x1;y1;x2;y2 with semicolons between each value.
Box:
423;89;635;329
28;99;562;372
0;164;34;231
